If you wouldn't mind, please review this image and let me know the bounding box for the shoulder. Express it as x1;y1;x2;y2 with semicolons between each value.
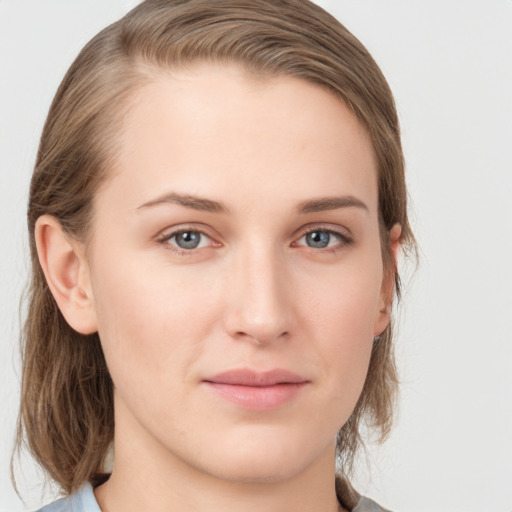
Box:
35;484;101;512
36;478;391;512
336;476;393;512
353;495;393;512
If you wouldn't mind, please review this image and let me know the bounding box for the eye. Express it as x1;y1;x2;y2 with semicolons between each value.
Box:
304;230;333;249
173;231;204;249
159;229;213;252
295;228;351;250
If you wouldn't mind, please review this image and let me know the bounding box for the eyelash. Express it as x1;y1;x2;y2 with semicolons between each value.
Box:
156;225;353;256
295;226;353;253
156;227;217;256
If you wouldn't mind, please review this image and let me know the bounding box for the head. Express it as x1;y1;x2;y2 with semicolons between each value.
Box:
18;0;415;495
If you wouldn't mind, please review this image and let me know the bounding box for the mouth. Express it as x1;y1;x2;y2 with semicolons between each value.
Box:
202;368;310;411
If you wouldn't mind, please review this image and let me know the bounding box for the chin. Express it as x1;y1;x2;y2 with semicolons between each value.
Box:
203;457;302;484
189;432;327;485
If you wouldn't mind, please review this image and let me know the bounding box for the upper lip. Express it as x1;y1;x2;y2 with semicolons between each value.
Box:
203;368;309;387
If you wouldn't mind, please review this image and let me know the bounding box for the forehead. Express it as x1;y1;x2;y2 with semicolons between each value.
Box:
99;64;378;216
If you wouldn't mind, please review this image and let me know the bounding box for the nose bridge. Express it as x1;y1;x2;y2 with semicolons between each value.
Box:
225;239;292;344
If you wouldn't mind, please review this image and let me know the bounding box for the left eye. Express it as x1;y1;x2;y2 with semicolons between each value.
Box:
166;230;211;250
297;230;343;249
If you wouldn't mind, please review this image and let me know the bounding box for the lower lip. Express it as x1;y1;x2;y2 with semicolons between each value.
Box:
204;382;307;411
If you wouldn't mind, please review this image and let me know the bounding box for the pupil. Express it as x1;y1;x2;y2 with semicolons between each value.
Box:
176;231;200;249
307;231;330;248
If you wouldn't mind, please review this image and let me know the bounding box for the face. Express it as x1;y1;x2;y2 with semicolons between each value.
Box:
84;64;391;483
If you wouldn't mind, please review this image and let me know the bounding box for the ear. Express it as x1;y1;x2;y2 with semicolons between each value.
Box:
35;215;97;334
373;223;402;337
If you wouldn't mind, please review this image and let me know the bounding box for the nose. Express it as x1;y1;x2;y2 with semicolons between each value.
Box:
222;245;294;346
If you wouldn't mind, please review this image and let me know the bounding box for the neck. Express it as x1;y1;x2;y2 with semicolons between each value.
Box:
94;400;344;512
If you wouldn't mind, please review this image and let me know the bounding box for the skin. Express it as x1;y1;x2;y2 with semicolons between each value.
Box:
36;64;400;512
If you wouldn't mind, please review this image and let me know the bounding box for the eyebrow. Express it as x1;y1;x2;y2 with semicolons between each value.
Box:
137;192;228;213
297;196;369;214
137;192;368;215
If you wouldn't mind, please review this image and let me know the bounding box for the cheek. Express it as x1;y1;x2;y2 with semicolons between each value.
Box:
318;287;376;390
297;255;383;402
300;252;383;340
88;251;218;400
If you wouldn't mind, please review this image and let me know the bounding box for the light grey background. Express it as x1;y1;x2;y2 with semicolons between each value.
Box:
1;1;511;511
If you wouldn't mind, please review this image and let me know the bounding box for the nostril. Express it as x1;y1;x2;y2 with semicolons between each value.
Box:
233;329;289;346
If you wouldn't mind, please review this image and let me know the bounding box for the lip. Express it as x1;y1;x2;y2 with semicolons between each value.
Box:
202;368;309;411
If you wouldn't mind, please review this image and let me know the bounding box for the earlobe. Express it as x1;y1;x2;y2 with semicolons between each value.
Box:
374;223;402;337
35;215;97;334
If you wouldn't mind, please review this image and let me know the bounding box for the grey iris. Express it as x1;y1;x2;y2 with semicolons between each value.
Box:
175;231;201;249
306;231;330;248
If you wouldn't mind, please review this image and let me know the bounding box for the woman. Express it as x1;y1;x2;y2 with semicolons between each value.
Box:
16;1;415;511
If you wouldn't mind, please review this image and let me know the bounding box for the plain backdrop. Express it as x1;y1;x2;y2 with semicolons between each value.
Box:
1;1;511;511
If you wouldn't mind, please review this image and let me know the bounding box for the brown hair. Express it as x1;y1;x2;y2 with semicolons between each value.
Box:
16;0;415;495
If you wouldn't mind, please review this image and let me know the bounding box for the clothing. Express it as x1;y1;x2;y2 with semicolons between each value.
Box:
36;480;391;512
36;485;100;512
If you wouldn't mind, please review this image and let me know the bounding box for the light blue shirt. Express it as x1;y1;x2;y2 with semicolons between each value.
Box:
36;485;100;512
36;483;390;512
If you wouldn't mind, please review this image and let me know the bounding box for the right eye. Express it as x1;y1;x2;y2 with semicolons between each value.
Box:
158;229;215;253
